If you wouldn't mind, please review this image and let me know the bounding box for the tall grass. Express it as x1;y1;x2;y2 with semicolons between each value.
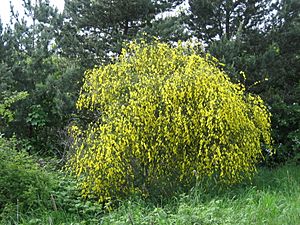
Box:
99;164;300;225
3;164;300;225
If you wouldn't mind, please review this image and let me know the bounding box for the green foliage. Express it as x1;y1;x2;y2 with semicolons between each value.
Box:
68;40;272;203
267;98;300;165
138;16;190;43
1;162;299;224
0;143;103;224
208;34;271;87
0;136;55;220
51;174;103;217
0;1;83;156
61;0;185;67
266;0;300;164
0;137;103;224
98;165;300;225
188;0;272;43
204;0;300;165
0;91;28;128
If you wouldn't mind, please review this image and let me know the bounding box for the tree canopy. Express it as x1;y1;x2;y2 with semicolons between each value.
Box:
0;0;298;163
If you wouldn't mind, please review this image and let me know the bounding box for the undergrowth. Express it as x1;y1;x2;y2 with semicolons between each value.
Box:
3;163;299;225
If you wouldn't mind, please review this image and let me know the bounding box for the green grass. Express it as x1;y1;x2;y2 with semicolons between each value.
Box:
98;164;300;225
3;164;300;225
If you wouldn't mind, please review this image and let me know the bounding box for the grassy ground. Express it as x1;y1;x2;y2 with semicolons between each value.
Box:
99;164;300;225
5;163;300;225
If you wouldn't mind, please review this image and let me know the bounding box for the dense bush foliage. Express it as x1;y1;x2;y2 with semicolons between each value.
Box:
0;136;54;219
68;40;272;203
0;136;103;224
51;173;103;217
0;91;28;132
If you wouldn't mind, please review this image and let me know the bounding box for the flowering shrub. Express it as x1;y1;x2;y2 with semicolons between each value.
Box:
68;40;272;202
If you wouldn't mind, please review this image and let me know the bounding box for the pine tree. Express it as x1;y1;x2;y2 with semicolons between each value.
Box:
1;0;82;156
59;0;185;67
188;0;272;43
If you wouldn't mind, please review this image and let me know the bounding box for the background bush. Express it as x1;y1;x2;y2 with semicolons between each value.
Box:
0;135;55;220
68;40;272;203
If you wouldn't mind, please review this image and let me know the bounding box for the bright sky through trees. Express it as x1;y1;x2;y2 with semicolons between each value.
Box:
0;0;64;26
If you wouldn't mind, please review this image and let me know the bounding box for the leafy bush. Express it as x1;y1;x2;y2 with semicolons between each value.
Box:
0;135;55;219
0;91;28;132
267;98;300;165
51;173;103;217
68;40;272;203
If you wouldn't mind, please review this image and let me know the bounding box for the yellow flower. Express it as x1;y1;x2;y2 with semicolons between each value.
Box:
67;39;272;203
